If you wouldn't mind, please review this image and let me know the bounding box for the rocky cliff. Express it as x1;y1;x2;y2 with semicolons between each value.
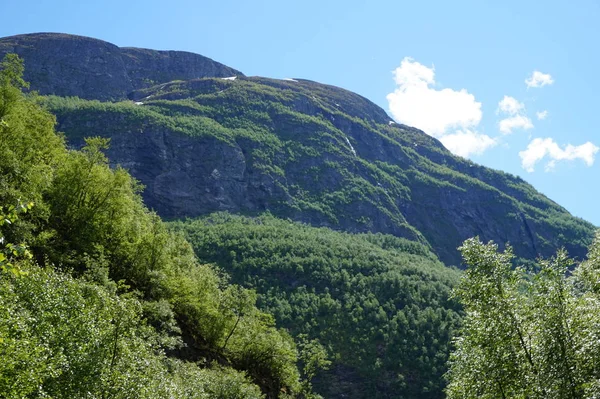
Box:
0;33;242;100
2;33;594;266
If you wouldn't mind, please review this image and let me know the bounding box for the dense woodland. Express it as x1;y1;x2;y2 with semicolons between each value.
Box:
2;47;600;399
0;54;319;399
172;214;462;398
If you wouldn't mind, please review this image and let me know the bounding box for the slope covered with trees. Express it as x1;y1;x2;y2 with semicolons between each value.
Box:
2;49;463;398
0;54;316;399
172;213;462;398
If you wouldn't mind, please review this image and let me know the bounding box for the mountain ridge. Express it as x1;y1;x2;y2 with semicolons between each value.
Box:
1;32;594;266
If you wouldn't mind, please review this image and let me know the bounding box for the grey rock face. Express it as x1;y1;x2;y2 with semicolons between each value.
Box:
64;128;290;221
107;131;250;217
121;47;241;90
0;33;243;100
0;33;132;100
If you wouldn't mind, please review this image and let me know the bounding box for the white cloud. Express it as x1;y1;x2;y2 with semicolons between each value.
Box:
439;130;497;158
536;110;549;120
525;71;554;88
386;58;490;158
499;115;534;134
519;138;599;172
386;57;482;138
496;95;533;134
391;58;434;87
497;95;525;115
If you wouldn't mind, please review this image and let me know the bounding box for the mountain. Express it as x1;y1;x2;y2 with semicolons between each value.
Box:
2;33;593;266
1;32;597;398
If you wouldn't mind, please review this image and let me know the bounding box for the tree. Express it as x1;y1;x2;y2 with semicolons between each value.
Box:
297;334;331;397
0;54;65;255
0;53;28;118
0;201;34;275
446;234;600;399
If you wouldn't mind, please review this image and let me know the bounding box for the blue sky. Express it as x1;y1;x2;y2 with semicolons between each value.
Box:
3;0;600;224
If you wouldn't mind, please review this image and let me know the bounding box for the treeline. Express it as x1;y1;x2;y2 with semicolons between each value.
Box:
0;54;317;398
172;213;463;398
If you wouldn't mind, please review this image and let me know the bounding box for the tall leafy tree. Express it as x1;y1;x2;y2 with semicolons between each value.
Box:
446;234;600;399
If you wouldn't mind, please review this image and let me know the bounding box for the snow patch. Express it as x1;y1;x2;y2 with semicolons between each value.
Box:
388;121;396;125
134;102;144;105
221;76;237;81
282;78;298;82
344;137;357;156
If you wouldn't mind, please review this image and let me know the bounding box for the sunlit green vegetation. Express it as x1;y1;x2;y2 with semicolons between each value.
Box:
5;46;597;399
0;54;319;398
447;234;600;399
173;213;463;398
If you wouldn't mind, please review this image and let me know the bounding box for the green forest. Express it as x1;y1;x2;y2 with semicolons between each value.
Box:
3;49;600;399
172;213;462;398
0;54;318;399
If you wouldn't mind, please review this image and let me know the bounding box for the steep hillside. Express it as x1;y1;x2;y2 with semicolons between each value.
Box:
44;76;594;266
2;32;595;265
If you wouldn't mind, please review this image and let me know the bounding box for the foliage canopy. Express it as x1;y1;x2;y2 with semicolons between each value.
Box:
0;53;314;398
173;213;462;398
447;234;600;399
